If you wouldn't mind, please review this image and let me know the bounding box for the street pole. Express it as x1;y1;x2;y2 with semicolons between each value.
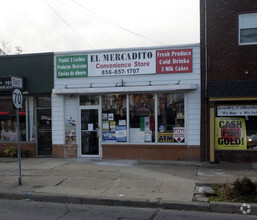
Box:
11;78;23;186
17;108;22;185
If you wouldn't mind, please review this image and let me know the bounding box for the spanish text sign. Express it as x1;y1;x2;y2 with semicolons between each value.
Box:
156;49;193;73
56;55;88;78
215;118;247;150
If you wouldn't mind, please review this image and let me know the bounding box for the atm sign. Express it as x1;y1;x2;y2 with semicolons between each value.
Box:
158;132;173;143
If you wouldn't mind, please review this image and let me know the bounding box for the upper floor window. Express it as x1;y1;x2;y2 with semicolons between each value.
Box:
239;13;257;45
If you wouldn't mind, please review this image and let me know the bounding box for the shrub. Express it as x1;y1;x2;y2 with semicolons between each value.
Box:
232;177;256;197
4;146;17;157
211;177;257;203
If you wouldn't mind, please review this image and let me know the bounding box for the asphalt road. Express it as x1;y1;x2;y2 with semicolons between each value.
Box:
0;199;256;220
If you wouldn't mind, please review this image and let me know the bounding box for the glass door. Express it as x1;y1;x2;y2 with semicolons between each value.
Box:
81;109;100;156
37;108;52;155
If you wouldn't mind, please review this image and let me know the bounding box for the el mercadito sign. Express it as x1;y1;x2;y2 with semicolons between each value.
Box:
56;48;193;78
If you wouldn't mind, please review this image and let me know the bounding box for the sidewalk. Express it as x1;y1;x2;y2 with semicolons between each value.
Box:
0;157;257;215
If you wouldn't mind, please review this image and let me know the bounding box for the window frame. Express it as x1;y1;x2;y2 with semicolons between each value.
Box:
0;96;34;143
100;92;186;145
239;12;257;46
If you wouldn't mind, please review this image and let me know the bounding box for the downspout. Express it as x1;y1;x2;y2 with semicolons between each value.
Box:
204;0;208;162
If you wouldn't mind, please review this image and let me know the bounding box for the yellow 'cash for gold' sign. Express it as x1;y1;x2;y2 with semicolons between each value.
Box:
215;117;247;150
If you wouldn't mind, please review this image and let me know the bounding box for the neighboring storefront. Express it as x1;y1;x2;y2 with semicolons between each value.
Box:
0;53;53;157
200;0;257;162
52;45;201;160
208;81;257;162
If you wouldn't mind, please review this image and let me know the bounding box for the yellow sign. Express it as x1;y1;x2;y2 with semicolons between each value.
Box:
158;132;173;143
215;117;247;150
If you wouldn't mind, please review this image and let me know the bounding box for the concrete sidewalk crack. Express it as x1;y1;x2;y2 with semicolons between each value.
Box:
157;182;163;193
51;161;74;170
55;176;70;186
101;178;120;196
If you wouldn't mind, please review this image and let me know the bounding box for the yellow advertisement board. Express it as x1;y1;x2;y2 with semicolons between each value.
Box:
215;117;247;150
158;132;173;143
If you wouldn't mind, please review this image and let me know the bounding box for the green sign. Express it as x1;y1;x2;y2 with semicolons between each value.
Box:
56;55;88;78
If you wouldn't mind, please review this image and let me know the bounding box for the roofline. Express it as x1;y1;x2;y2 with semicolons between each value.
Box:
0;52;54;59
0;42;200;58
54;43;200;56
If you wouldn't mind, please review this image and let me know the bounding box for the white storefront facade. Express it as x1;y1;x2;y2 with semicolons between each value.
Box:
52;44;201;160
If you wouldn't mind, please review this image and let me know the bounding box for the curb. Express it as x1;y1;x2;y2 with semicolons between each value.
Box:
0;192;208;211
0;192;257;215
210;201;257;215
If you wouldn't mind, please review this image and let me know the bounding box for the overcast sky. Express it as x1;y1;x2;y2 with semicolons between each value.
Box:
0;0;200;54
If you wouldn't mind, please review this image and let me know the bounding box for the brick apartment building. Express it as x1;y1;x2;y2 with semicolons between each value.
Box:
200;0;257;162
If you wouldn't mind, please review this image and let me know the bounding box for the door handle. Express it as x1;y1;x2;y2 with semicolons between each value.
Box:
97;126;101;138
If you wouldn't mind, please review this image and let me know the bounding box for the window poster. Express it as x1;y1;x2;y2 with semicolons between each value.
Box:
144;131;152;142
119;120;126;126
158;132;173;143
102;131;116;142
88;123;94;131
108;113;114;121
65;116;77;144
173;127;184;143
102;113;108;120
116;126;127;142
215;117;247;150
102;121;109;131
110;121;116;131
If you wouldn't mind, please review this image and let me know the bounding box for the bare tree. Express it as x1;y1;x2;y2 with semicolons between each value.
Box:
0;41;22;55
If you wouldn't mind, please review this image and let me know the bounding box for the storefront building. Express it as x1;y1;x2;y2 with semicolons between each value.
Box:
52;45;201;160
0;53;54;157
200;0;257;162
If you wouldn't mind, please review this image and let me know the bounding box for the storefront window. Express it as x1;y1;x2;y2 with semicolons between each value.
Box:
80;95;99;105
158;93;185;143
0;98;27;142
100;93;186;144
102;94;127;142
129;94;155;143
216;105;257;150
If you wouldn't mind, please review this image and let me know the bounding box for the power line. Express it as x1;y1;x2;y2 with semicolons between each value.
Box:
54;0;104;24
70;0;165;45
44;0;94;49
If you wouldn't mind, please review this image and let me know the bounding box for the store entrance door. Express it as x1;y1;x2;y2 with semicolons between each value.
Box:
37;108;52;155
80;108;100;156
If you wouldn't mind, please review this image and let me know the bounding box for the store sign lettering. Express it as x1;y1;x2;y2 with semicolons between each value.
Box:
158;132;173;143
55;48;194;78
217;105;257;116
156;49;193;74
88;50;156;77
0;77;12;91
215;118;247;150
56;55;88;78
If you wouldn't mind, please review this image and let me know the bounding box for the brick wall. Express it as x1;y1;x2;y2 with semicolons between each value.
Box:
102;144;200;161
52;144;77;158
215;150;257;163
202;0;257;82
200;0;257;162
0;143;36;157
